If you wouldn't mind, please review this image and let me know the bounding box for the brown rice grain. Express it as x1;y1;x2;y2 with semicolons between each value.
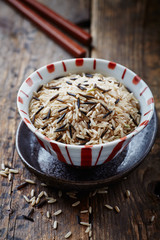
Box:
53;220;58;229
126;190;131;198
23;195;30;203
31;189;35;198
53;209;62;216
80;222;90;227
25;179;36;184
9;169;19;174
1;163;5;170
114;206;120;213
72;201;80;207
46;211;50;218
65;231;72;239
105;204;113;210
41;183;47;186
80;210;88;214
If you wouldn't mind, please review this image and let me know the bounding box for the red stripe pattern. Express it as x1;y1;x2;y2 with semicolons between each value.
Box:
26;78;33;87
36;136;46;149
132;75;141;85
47;64;55;73
144;109;152;116
18;96;23;104
147;97;154;105
140;120;149;126
140;86;148;96
75;58;84;66
37;71;43;79
24;118;31;124
50;142;67;163
20;90;29;98
94;146;103;166
103;138;126;163
93;59;96;70
62;61;67;72
20;110;27;114
81;147;92;166
121;69;126;79
65;146;73;165
108;62;116;69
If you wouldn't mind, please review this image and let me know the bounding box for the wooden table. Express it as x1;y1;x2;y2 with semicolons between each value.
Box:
0;0;160;239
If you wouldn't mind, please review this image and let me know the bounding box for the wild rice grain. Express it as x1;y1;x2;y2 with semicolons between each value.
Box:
114;206;120;213
72;201;80;207
65;231;72;239
105;204;113;210
53;209;62;216
25;179;36;184
43;109;51;120
22;215;34;222
103;110;113;119
49;93;59;101
36;199;47;208
77;97;80;109
100;129;108;139
28;208;34;217
58;106;68;113
53;220;58;229
17;182;28;190
32;96;40;101
57;112;66;124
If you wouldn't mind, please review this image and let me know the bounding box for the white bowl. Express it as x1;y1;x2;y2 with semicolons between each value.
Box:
17;58;154;166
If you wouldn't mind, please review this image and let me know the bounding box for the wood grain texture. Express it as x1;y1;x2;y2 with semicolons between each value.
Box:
0;0;160;239
91;0;160;239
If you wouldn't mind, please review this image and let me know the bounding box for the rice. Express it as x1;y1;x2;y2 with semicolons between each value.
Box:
29;73;141;145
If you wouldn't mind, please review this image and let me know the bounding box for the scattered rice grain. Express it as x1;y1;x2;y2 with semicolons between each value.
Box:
126;190;131;198
72;201;80;207
53;220;58;229
41;183;47;186
23;195;30;203
114;206;120;213
53;209;62;216
150;215;155;222
105;204;113;210
9;169;19;174
46;211;50;218
65;231;72;239
80;210;88;214
25;179;36;184
80;222;90;227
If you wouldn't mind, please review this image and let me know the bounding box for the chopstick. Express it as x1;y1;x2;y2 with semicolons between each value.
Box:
7;0;86;57
23;0;92;46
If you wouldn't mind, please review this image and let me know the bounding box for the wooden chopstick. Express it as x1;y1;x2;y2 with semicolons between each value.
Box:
7;0;86;57
23;0;92;46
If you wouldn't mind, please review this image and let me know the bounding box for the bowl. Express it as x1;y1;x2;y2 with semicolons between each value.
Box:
17;58;154;167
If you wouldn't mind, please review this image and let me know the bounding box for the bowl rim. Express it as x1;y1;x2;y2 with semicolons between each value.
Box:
17;58;154;149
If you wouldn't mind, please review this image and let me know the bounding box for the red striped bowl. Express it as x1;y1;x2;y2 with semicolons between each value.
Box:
17;58;154;167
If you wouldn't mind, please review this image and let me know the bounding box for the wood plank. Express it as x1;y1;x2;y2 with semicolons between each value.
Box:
91;0;160;239
0;0;90;239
